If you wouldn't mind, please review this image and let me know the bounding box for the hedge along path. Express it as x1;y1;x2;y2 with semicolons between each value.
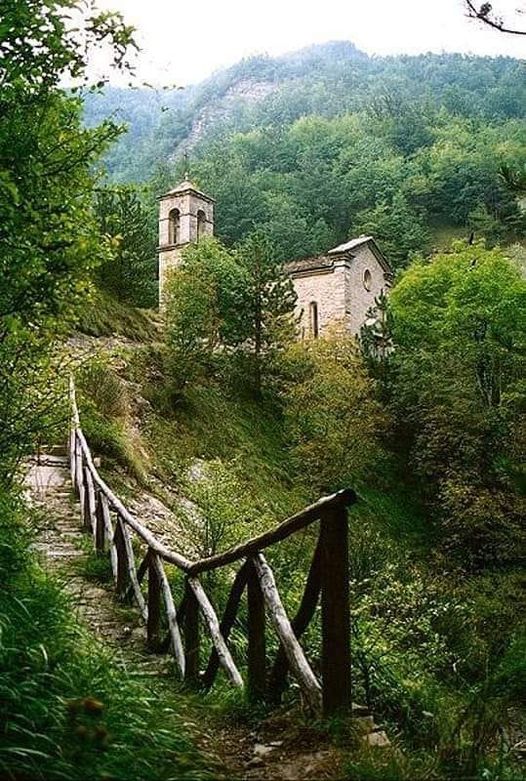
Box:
69;377;357;717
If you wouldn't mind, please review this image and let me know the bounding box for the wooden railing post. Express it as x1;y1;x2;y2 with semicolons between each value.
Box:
75;439;84;507
95;491;106;553
83;465;96;534
184;579;200;687
247;557;266;702
114;517;128;599
147;551;161;651
319;503;351;717
69;429;77;489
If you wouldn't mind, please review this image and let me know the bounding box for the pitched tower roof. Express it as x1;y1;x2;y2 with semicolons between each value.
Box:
159;179;215;203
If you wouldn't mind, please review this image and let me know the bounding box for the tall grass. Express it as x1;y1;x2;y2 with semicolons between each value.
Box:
0;490;213;781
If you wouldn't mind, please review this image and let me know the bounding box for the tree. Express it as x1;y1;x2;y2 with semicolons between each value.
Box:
353;193;430;269
389;242;526;565
164;238;249;389
0;0;136;481
283;328;389;494
237;232;297;396
95;186;157;307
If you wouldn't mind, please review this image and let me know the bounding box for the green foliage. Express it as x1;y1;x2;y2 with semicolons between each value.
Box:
353;193;430;268
282;329;389;493
0;490;211;781
87;46;526;266
95;186;157;307
237;231;297;395
388;242;526;566
0;0;136;481
165;235;296;395
164;238;249;388
76;288;159;341
76;359;146;481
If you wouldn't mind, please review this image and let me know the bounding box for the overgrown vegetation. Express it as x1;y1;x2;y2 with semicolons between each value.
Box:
0;3;209;778
0;491;211;780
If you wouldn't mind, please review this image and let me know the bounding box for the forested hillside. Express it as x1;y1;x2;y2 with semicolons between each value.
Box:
85;42;526;264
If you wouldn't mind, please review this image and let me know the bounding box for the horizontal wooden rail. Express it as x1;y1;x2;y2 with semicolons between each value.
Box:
188;488;356;575
68;376;355;716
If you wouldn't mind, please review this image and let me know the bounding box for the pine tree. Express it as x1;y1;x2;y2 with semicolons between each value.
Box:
238;232;297;396
95;186;157;307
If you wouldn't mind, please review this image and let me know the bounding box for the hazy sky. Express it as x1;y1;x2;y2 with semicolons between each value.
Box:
95;0;525;85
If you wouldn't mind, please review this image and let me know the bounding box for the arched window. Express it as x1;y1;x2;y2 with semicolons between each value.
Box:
169;208;180;245
197;209;206;241
363;268;372;292
309;301;319;338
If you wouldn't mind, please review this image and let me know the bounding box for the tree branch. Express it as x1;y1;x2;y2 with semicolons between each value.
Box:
465;1;526;35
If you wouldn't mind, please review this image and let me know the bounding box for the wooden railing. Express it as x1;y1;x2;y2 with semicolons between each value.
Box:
69;378;357;716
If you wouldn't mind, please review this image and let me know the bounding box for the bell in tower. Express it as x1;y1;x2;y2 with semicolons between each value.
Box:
158;178;215;302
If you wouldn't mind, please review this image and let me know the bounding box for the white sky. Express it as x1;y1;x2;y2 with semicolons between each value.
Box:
94;0;525;86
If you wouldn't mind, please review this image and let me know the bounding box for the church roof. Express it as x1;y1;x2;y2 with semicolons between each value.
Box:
329;235;392;274
159;179;215;202
328;235;374;255
285;236;393;277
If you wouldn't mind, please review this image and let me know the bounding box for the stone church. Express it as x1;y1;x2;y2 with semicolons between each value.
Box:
158;180;393;336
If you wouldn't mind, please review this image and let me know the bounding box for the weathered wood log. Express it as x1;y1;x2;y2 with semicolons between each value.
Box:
69;375;81;428
188;488;357;575
254;553;322;712
152;554;185;677
247;558;266;702
184;580;200;687
69;379;81;494
147;553;162;650
320;505;351;717
99;493;117;581
202;561;249;690
95;492;106;553
188;577;243;688
75;429;192;572
268;536;322;702
123;549;149;603
119;518;148;621
83;465;96;534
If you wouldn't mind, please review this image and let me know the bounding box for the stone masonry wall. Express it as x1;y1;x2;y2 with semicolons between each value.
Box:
291;243;389;338
345;244;388;335
293;263;348;338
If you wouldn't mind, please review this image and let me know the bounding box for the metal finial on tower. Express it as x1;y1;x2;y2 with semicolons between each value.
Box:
182;150;189;180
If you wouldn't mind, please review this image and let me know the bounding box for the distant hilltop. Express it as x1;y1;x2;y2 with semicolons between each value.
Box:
83;41;526;183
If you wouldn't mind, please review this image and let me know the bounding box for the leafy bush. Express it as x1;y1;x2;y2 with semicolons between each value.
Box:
282;327;389;493
388;242;526;566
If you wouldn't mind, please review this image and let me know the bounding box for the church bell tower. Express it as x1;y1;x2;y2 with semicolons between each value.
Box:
158;178;215;301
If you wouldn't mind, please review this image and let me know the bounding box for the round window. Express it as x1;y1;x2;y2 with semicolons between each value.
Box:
363;269;372;291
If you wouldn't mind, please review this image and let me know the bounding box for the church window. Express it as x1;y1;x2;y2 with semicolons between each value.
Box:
197;209;206;240
363;268;372;291
169;208;180;245
309;301;319;338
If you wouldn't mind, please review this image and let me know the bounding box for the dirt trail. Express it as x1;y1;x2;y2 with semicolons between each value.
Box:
24;452;357;780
